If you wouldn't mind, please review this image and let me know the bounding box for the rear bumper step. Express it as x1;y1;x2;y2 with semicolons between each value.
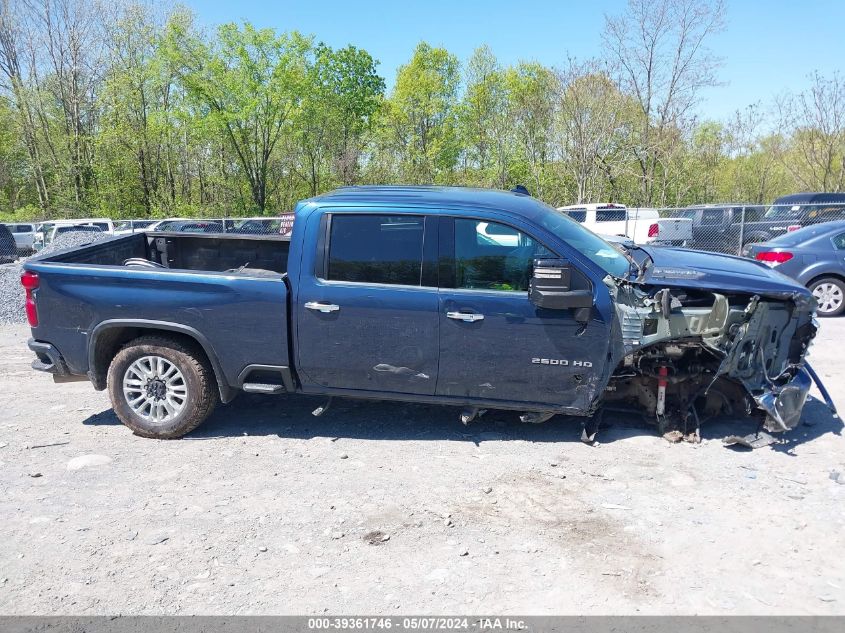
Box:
28;339;87;382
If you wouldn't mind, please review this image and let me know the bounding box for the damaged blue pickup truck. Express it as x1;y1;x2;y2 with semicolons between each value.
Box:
21;186;829;439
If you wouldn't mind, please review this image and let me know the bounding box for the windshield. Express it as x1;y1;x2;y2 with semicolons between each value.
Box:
537;209;630;277
764;204;802;220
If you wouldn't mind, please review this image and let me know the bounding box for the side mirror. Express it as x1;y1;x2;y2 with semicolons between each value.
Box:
529;258;593;319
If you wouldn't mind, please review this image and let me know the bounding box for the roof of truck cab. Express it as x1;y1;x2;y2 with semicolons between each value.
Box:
306;186;552;219
773;192;845;204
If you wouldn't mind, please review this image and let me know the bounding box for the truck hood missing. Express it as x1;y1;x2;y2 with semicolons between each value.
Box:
638;246;810;300
606;246;820;438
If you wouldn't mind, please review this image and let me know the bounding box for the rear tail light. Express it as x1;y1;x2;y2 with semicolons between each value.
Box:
20;270;39;326
755;251;794;267
787;225;801;232
647;223;659;238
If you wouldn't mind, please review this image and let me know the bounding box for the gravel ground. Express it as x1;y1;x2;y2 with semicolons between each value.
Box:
0;262;24;324
0;318;844;615
0;231;107;324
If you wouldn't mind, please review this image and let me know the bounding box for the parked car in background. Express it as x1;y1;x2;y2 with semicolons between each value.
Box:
673;204;765;253
35;218;114;251
146;219;225;233
146;218;188;232
48;225;104;246
114;219;157;235
2;223;37;255
752;193;845;245
164;220;224;233
557;203;692;246
223;217;282;234
745;220;845;317
0;223;17;262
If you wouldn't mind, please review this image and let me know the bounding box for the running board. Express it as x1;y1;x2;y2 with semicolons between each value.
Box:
242;383;285;395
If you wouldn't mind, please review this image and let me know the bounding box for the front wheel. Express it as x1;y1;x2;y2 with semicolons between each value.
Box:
809;277;845;317
107;335;218;438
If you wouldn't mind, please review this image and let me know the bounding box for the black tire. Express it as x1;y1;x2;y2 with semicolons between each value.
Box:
107;335;218;438
808;277;845;318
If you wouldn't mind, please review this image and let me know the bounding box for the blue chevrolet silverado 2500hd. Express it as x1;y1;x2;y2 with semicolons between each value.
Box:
21;186;828;439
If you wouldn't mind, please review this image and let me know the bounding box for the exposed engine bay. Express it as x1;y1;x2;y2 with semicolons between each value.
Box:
603;280;821;440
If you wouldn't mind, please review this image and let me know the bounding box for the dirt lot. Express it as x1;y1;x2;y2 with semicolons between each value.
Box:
1;320;844;615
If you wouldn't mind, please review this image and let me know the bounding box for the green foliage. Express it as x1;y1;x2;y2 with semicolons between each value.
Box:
385;42;460;183
0;0;841;222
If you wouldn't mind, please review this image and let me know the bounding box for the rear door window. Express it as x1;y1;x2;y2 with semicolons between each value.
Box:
327;215;425;286
564;209;587;223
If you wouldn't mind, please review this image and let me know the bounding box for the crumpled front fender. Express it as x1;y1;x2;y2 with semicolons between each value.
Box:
755;368;812;432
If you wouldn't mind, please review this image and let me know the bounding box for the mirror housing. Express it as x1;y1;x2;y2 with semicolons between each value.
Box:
529;258;593;319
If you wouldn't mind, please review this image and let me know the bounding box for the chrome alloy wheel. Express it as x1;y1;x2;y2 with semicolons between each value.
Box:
122;355;188;424
812;282;844;315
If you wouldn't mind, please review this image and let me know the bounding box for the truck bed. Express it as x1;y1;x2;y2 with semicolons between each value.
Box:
26;232;293;401
44;231;290;274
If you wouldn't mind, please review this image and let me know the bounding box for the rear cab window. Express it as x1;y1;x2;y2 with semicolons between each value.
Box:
595;209;627;222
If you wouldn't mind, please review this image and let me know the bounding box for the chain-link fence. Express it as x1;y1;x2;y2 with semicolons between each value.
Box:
0;213;296;263
5;199;845;265
559;199;845;255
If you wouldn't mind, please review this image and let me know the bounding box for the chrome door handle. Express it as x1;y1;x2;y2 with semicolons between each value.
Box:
305;301;340;313
446;311;484;322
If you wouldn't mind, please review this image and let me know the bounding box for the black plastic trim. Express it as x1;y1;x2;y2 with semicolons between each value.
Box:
236;363;295;393
88;319;235;403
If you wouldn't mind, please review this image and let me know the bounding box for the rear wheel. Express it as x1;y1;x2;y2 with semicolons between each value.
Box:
809;277;845;317
107;335;218;438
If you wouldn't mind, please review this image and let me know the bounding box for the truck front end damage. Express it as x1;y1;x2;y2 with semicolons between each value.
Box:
604;279;820;438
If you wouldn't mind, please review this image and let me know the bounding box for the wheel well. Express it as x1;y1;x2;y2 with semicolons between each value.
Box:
89;327;230;401
806;272;845;288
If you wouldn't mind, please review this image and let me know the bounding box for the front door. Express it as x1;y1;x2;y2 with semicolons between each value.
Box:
296;213;439;395
435;217;611;410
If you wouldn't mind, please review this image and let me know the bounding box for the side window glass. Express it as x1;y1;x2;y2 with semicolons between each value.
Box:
701;209;723;225
327;215;424;286
833;233;845;250
454;219;552;292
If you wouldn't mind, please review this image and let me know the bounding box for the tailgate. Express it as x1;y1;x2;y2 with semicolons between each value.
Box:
657;217;692;240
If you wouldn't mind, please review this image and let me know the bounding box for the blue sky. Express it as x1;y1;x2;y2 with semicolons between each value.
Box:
184;0;844;122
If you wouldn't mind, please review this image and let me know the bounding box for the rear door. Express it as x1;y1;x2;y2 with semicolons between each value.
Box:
296;212;439;395
435;216;611;410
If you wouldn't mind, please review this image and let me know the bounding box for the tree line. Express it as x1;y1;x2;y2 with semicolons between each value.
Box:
0;0;842;222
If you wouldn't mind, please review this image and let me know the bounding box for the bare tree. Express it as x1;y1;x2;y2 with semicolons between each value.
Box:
29;0;103;206
0;0;49;211
777;72;845;192
603;0;725;205
555;58;630;203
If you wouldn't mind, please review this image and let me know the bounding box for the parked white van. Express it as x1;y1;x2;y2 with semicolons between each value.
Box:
557;203;692;246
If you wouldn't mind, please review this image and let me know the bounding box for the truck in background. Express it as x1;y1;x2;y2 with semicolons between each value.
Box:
557;203;692;246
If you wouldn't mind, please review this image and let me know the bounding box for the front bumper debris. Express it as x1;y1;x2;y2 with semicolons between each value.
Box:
755;367;812;432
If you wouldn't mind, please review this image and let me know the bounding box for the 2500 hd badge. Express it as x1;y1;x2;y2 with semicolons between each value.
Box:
532;358;594;367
